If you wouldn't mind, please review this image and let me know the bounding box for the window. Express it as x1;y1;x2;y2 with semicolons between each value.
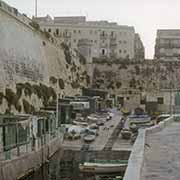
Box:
124;40;127;44
78;30;81;34
102;49;105;55
102;31;105;36
124;50;127;53
73;30;76;33
48;28;51;33
91;40;93;43
119;40;122;44
94;40;97;43
126;97;130;100
157;97;164;104
56;29;59;35
73;39;76;43
119;50;122;53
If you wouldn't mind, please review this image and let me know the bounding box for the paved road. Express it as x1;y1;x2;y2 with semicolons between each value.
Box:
141;122;180;180
63;112;122;151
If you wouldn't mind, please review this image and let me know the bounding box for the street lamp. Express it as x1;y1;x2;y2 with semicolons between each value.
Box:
35;0;37;17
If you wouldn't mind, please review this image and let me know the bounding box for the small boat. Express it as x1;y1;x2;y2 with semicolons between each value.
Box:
83;135;96;143
79;161;127;173
121;129;132;140
73;120;88;126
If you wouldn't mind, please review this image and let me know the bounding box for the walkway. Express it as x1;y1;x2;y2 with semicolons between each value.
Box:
141;122;180;180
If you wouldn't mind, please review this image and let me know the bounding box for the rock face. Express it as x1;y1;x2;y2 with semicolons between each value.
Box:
0;7;89;114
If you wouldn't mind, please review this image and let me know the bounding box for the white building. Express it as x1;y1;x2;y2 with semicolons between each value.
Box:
155;29;180;61
35;16;144;61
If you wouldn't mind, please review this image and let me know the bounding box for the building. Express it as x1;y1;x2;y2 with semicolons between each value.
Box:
34;16;144;61
155;29;180;60
134;33;145;60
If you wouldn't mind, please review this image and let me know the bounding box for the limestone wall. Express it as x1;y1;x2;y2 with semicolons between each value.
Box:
0;7;89;114
92;59;180;111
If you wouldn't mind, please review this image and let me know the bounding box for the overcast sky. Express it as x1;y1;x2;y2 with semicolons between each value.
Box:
4;0;180;59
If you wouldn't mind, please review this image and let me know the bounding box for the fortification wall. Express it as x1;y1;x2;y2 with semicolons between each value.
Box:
0;6;89;114
92;59;180;111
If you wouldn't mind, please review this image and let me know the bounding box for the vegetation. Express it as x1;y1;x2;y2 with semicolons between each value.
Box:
29;21;40;31
71;81;80;89
23;99;35;114
116;82;122;89
49;76;57;84
24;82;33;97
0;92;3;105
134;65;140;75
86;75;91;85
44;31;51;39
61;42;72;64
58;79;65;89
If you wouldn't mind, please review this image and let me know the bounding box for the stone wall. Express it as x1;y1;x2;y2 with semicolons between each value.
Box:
92;59;180;111
0;137;64;180
0;7;90;114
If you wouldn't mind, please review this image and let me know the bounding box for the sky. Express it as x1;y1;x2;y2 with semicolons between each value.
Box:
4;0;180;59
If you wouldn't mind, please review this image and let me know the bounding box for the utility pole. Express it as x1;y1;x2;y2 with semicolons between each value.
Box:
35;0;37;17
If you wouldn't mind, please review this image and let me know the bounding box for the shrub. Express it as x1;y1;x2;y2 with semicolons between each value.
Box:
24;82;33;97
49;76;57;84
5;88;19;108
135;65;140;75
116;82;122;89
58;79;65;89
0;92;3;105
86;75;90;85
71;81;80;89
16;83;24;97
32;84;42;98
29;21;40;30
23;99;34;114
44;31;51;39
61;42;72;64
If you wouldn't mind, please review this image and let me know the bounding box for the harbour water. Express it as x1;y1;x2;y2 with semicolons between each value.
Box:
25;150;124;180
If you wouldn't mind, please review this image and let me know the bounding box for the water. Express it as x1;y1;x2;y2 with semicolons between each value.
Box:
24;150;124;180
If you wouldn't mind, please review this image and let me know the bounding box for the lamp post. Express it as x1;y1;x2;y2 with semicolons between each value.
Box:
35;0;37;17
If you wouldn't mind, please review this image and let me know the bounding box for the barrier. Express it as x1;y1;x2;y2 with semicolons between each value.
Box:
123;116;174;180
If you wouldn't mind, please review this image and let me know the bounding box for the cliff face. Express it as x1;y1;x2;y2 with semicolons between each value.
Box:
0;7;89;114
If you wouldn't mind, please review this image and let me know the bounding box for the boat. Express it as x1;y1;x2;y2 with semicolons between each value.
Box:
79;161;127;173
83;134;96;143
121;129;132;140
73;120;88;126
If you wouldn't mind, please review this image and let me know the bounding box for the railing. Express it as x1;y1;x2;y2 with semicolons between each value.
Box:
0;126;64;161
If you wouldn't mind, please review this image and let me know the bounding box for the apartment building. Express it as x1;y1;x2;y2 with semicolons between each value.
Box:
155;29;180;60
134;33;145;59
35;16;144;61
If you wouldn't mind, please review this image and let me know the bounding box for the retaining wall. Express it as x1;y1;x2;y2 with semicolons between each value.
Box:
0;136;63;180
123;116;174;180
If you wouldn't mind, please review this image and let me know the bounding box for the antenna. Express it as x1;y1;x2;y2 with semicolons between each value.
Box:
35;0;37;17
